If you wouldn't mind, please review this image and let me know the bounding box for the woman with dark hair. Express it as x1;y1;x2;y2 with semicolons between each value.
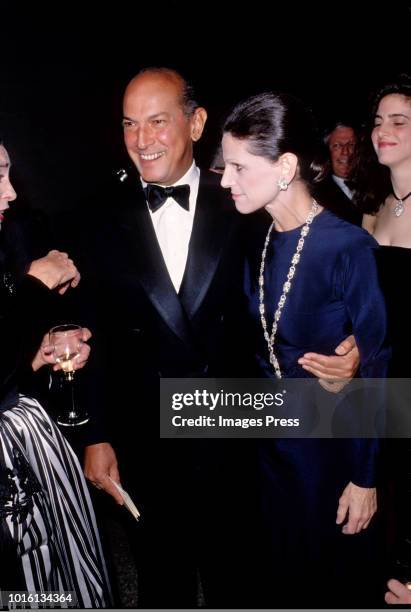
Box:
0;141;111;607
220;92;390;607
353;74;411;602
357;74;411;375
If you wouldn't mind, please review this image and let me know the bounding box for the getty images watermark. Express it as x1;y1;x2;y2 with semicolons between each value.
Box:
160;378;411;438
170;388;297;430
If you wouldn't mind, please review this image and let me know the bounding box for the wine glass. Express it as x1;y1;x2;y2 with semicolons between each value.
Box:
49;323;89;426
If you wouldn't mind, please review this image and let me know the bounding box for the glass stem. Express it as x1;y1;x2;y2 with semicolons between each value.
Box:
69;380;76;417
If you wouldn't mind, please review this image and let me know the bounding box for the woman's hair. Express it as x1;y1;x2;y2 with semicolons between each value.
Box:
371;72;411;117
353;73;411;214
223;92;326;194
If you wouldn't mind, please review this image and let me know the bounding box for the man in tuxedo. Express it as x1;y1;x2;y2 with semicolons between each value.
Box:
80;68;359;607
314;121;362;225
79;67;254;607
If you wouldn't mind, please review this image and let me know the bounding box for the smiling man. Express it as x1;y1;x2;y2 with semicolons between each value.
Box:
122;70;206;187
314;121;362;225
328;122;357;182
79;68;360;608
80;67;254;608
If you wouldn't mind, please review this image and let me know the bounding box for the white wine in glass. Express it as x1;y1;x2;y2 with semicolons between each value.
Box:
49;324;89;426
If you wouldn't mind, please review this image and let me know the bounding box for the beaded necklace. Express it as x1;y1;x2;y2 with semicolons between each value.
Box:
259;200;319;378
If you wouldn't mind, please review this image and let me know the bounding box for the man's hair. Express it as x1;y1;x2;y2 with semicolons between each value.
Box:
323;121;357;145
134;67;199;116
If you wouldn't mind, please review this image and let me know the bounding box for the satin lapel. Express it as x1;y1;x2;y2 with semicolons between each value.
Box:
179;174;231;318
119;186;195;346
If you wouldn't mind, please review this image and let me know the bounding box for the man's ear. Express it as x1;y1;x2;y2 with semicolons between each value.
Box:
191;107;207;142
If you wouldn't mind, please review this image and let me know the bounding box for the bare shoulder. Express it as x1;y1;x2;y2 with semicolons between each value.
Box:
362;213;377;235
372;195;411;247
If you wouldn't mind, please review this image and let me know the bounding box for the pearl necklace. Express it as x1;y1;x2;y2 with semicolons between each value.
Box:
259;200;319;378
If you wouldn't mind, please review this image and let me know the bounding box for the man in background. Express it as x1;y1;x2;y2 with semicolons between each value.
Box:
315;120;362;225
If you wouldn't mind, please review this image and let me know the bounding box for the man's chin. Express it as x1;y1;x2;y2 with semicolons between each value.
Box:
336;170;350;179
138;169;167;185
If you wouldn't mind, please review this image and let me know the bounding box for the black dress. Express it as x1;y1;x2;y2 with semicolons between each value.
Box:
377;245;411;583
0;248;111;606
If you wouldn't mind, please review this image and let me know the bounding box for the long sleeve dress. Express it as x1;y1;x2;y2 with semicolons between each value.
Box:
244;210;390;607
0;247;111;608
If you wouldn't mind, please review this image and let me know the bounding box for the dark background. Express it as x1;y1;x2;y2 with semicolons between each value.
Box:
1;1;410;213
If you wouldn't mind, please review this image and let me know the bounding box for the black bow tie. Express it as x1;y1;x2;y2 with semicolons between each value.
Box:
144;183;190;212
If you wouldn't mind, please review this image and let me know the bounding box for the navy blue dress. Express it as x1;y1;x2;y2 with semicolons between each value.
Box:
244;210;390;606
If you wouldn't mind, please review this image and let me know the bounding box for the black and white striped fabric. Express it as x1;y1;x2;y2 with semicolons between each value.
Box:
0;395;111;608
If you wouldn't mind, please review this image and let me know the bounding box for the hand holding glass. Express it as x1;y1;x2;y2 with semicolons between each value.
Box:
49;324;89;426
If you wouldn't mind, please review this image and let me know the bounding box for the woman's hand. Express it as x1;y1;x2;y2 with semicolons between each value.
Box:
336;482;377;534
32;327;92;372
298;335;360;383
27;250;81;294
385;579;411;605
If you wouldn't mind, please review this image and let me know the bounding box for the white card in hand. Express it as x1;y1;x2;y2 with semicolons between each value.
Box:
108;477;140;521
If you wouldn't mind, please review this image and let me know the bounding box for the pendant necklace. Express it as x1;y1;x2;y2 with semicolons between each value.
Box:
392;189;411;217
259;200;319;378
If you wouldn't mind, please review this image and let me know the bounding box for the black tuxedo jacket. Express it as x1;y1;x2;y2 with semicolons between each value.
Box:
314;174;362;226
73;169;249;449
66;170;263;606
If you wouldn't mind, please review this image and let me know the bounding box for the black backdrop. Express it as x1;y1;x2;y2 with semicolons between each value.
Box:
1;1;410;213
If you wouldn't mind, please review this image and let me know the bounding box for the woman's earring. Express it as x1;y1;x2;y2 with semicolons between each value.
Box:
277;177;289;191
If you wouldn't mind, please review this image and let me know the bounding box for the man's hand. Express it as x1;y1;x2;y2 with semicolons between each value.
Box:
336;481;377;534
385;579;411;605
27;250;81;294
32;327;92;372
84;442;124;505
298;334;359;381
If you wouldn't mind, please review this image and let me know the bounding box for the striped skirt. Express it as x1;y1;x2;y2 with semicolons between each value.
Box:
0;395;111;608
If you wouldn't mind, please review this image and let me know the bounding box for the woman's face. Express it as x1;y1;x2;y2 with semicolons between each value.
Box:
221;133;280;214
371;94;411;169
0;145;17;227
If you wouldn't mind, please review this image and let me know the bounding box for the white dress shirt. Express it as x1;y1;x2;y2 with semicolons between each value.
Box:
332;175;354;200
141;162;200;292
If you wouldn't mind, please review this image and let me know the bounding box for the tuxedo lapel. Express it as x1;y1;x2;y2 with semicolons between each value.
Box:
119;184;195;347
179;173;231;318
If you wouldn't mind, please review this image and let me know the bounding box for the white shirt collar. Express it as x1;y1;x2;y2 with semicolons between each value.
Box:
332;174;353;200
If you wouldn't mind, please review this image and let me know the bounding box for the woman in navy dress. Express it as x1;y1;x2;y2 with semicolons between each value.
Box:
220;93;390;607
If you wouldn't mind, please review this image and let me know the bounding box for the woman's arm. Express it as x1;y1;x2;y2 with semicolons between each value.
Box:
334;238;389;530
1;251;81;398
344;239;389;377
1;275;57;395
